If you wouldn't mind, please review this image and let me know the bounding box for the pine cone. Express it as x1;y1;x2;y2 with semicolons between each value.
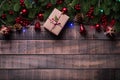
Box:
13;23;22;31
74;13;84;24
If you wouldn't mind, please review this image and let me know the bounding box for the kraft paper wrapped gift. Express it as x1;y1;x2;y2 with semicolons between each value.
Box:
43;8;69;36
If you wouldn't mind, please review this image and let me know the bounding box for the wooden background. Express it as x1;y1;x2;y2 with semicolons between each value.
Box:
0;24;120;80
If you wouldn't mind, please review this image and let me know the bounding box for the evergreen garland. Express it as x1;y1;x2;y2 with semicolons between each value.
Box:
0;0;120;32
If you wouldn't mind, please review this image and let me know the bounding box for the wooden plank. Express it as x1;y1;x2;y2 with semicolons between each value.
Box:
0;55;119;69
0;40;120;54
0;69;97;80
0;69;118;80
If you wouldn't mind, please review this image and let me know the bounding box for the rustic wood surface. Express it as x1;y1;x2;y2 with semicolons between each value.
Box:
0;24;120;80
0;69;119;80
0;40;120;54
0;55;120;69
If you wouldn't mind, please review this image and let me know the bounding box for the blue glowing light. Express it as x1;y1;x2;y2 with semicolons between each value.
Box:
70;23;73;26
67;21;74;28
22;27;26;33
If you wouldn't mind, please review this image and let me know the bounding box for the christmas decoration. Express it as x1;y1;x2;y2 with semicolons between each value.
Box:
74;4;81;11
0;0;120;39
61;7;68;14
46;3;52;9
100;9;104;13
20;0;25;7
15;17;21;24
1;14;6;19
95;24;101;32
74;13;84;24
0;25;11;36
15;17;30;26
13;23;22;31
80;24;86;36
44;8;69;36
37;13;44;21
105;26;115;39
20;9;28;15
0;0;120;30
101;15;108;30
9;10;14;15
110;19;116;27
22;27;27;33
66;21;74;28
86;6;94;19
21;20;30;26
56;0;64;4
34;21;41;31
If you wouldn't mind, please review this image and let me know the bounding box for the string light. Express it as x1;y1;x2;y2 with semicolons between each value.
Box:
67;21;74;28
22;27;26;33
116;0;120;2
100;9;104;13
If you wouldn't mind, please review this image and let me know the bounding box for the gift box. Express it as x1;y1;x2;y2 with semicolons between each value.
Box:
43;8;69;36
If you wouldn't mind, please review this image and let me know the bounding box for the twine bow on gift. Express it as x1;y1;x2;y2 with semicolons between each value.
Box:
49;15;62;30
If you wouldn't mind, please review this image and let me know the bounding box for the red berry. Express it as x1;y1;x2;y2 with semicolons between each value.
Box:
74;4;81;11
20;0;25;7
80;24;86;36
34;22;41;31
15;17;21;23
110;19;116;27
21;9;28;15
86;6;94;19
1;14;6;19
95;24;101;32
37;13;44;21
46;3;52;9
61;7;68;14
56;0;64;4
9;10;14;15
20;0;24;3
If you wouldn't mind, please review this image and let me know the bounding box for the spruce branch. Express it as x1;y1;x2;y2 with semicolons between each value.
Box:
98;0;101;7
0;19;6;24
0;0;7;9
0;0;7;26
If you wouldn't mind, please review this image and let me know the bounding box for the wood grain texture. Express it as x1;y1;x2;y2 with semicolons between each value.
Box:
0;40;120;54
0;69;119;80
0;55;119;69
0;24;120;80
